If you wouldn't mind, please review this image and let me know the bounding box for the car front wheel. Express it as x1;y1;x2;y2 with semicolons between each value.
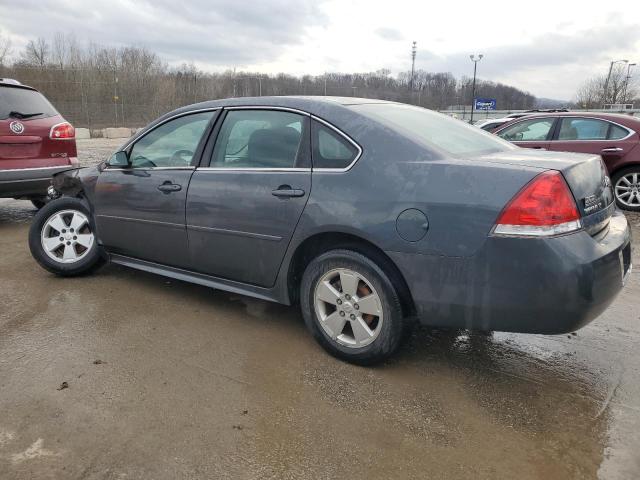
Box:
28;197;105;276
612;166;640;211
300;249;406;365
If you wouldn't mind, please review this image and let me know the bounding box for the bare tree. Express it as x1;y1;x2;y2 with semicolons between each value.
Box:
20;37;50;67
575;65;635;108
51;32;71;69
604;64;629;105
0;33;11;67
574;76;605;108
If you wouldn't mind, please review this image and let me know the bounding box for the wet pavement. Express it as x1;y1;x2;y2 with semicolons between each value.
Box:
1;143;639;479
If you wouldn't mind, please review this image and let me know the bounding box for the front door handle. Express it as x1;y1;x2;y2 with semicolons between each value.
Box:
272;186;305;198
602;147;624;153
531;146;546;150
157;182;182;193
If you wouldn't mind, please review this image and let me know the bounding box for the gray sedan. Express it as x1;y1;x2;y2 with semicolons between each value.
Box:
28;97;632;364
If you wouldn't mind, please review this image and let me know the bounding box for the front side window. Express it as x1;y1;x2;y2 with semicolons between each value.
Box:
211;110;306;168
129;111;215;168
498;118;555;142
312;120;359;169
558;118;609;140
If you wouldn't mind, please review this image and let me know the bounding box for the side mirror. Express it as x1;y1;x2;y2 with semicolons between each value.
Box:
108;151;130;167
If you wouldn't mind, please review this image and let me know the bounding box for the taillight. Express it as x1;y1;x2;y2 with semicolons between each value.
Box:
493;171;582;237
49;122;75;140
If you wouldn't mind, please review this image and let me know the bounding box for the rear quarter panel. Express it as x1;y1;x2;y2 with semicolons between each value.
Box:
287;108;544;259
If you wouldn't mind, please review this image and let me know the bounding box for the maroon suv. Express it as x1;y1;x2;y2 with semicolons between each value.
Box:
493;112;640;211
0;79;78;208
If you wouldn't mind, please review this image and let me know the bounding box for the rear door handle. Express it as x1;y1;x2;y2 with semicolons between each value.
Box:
601;147;624;153
272;186;305;198
157;182;182;193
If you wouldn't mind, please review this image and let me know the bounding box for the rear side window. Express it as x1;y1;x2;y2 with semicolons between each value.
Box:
312;120;359;169
351;103;514;156
498;118;554;141
608;123;630;140
558;118;609;140
0;86;58;120
211;110;307;169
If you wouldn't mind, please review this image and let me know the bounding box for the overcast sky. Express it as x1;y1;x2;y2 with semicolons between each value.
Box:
1;0;639;99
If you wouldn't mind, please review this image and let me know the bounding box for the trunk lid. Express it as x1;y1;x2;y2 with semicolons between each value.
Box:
477;149;614;235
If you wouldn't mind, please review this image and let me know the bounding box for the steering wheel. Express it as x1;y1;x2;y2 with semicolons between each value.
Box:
171;149;194;165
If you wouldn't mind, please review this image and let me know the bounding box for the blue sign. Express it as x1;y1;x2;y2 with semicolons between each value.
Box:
474;98;497;110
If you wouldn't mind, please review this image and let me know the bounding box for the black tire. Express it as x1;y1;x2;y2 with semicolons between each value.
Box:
30;197;48;210
300;249;406;365
29;197;105;276
612;166;640;211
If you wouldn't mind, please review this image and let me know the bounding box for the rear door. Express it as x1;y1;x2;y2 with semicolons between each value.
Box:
95;110;217;268
0;85;74;169
186;108;311;287
496;117;556;150
547;117;637;170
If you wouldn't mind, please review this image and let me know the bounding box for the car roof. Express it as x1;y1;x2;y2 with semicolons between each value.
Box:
0;79;37;91
509;111;638;121
167;95;398;118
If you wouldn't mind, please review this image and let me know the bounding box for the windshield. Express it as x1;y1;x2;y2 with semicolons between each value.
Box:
0;86;59;120
350;103;516;157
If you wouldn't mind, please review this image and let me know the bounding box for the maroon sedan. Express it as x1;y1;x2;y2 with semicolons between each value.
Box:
493;112;640;211
0;78;78;208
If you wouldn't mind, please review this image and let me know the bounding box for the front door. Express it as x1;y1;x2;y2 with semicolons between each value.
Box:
95;110;217;267
186;108;311;287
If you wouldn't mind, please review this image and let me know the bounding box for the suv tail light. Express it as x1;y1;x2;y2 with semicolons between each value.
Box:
493;171;582;237
50;122;75;140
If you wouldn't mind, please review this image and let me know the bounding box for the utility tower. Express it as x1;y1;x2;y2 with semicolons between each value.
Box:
410;41;417;91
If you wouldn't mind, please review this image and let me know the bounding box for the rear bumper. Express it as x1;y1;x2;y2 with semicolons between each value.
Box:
389;210;632;334
0;164;76;198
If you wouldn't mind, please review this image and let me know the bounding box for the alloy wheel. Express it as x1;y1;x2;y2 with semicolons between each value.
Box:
40;209;94;264
313;268;384;348
615;172;640;208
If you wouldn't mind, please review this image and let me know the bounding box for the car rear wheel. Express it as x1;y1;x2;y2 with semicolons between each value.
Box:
612;166;640;211
29;197;105;276
300;249;405;365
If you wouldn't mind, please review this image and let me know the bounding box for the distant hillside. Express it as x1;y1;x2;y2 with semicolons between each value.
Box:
534;97;570;108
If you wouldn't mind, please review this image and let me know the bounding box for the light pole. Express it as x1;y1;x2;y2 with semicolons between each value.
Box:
603;59;628;106
469;54;483;123
623;63;636;104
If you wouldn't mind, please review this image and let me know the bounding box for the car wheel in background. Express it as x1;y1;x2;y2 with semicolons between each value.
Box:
300;249;406;365
28;197;105;276
612;166;640;211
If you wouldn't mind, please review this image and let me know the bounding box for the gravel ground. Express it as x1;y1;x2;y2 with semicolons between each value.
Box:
76;138;125;166
0;139;639;479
